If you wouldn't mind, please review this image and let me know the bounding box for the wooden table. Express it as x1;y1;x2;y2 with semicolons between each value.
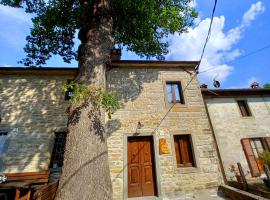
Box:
0;171;49;200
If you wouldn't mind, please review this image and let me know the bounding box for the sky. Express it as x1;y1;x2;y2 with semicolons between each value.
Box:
0;0;269;88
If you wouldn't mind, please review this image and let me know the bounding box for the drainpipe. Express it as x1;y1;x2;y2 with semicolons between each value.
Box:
203;97;228;185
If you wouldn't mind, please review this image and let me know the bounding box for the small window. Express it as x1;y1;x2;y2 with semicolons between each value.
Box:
174;135;195;167
50;132;67;168
65;80;73;100
237;100;252;117
166;82;184;104
0;132;8;154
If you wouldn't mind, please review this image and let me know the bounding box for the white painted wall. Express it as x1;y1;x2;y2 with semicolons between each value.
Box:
205;96;270;179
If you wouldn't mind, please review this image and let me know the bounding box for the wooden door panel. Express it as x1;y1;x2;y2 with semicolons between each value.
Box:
128;138;142;197
143;165;153;183
128;136;156;198
130;166;140;185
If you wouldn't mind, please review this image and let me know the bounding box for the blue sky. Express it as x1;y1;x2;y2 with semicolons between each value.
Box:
0;0;269;88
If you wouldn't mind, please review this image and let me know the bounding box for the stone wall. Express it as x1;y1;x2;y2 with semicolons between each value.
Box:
0;66;222;199
106;67;222;199
0;73;72;172
205;97;270;180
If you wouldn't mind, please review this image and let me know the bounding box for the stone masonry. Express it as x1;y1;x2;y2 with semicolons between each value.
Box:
0;69;75;172
106;63;223;199
0;63;223;199
204;95;270;180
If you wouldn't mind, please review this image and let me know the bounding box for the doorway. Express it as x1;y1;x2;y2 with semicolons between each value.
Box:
127;136;157;198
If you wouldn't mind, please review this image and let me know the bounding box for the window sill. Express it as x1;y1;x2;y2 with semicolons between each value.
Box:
166;102;188;109
240;116;254;119
174;167;200;174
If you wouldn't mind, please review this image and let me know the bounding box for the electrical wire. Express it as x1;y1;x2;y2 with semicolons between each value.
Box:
199;43;270;75
195;0;218;72
150;0;218;133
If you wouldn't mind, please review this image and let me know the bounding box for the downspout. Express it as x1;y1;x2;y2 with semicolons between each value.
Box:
202;97;228;184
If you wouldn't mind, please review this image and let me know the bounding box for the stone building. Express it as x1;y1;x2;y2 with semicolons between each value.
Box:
202;88;270;181
0;61;222;199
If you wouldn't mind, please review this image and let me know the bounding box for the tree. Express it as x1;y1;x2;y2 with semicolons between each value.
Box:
264;83;270;89
0;0;197;199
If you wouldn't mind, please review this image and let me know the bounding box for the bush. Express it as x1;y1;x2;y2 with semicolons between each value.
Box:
260;151;270;167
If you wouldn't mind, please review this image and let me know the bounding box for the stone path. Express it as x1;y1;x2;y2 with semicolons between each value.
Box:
162;189;230;200
128;189;231;200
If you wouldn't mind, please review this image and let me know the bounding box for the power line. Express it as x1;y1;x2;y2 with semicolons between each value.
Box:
195;0;218;72
199;43;270;74
151;0;218;132
152;73;197;134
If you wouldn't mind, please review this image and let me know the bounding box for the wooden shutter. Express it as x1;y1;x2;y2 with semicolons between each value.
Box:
241;138;260;177
174;136;181;166
180;135;193;167
238;101;247;116
264;137;270;151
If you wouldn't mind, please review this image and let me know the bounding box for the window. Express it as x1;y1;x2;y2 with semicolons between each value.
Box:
50;132;67;168
174;135;195;167
0;132;8;154
166;82;184;104
241;137;270;177
237;100;252;117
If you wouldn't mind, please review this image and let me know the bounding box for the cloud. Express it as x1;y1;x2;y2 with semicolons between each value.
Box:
0;5;31;23
166;1;265;86
189;0;197;8
242;1;265;26
2;64;12;67
229;76;260;89
0;5;32;48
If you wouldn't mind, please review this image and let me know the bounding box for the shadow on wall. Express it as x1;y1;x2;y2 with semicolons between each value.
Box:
0;75;70;172
53;67;160;191
107;68;159;103
0;67;160;173
105;68;160;136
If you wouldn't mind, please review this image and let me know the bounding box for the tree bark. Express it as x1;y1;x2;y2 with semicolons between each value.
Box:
55;0;114;199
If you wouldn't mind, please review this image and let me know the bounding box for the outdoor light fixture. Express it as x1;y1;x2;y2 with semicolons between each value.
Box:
137;121;143;129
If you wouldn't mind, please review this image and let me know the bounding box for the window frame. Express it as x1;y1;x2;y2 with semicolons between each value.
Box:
173;134;196;168
242;137;270;177
236;100;252;117
50;132;67;168
0;132;8;155
164;80;185;105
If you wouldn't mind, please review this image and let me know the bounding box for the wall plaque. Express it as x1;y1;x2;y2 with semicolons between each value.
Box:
159;138;170;154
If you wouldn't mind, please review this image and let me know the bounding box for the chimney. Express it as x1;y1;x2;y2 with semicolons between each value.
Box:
250;82;260;89
200;84;208;89
111;48;121;61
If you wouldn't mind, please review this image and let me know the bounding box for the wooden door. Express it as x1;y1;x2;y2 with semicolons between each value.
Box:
128;136;157;198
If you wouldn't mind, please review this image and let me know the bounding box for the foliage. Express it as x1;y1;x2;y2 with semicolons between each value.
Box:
263;83;270;89
260;151;270;167
0;0;197;66
61;81;120;118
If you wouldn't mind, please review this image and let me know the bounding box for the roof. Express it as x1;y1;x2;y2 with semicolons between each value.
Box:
0;60;199;75
202;88;270;98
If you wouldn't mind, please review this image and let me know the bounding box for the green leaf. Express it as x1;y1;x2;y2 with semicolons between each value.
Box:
0;0;197;66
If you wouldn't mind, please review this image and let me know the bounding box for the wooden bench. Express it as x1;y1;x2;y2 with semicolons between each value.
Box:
0;171;50;200
32;181;58;200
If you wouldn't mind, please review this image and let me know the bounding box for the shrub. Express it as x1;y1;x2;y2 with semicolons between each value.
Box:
260;151;270;167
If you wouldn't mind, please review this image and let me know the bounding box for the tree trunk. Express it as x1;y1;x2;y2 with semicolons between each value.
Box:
55;0;114;199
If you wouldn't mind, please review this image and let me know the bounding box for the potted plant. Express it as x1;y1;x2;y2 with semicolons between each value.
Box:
260;151;270;188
